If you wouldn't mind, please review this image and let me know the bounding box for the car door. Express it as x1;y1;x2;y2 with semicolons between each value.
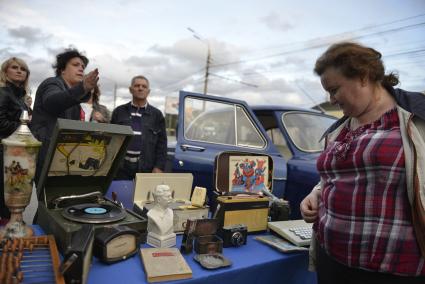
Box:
173;91;286;203
276;110;337;218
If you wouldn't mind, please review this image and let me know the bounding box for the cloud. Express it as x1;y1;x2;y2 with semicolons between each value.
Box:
27;58;54;93
8;26;52;46
282;56;309;68
120;38;243;95
124;55;170;67
0;47;27;60
0;10;320;114
293;78;328;107
0;48;52;95
260;12;293;32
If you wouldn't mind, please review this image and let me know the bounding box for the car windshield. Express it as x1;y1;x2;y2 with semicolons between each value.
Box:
281;112;336;152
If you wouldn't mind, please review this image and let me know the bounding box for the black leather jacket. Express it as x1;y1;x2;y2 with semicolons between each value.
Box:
0;82;30;139
31;76;90;184
31;76;90;143
111;102;167;172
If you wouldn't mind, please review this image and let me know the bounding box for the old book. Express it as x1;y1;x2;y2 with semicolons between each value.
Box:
140;247;192;283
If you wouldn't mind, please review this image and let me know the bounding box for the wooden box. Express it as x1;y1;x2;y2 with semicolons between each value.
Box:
192;219;223;254
213;152;273;233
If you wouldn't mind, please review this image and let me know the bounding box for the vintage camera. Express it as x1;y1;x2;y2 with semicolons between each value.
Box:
219;224;248;248
269;199;291;221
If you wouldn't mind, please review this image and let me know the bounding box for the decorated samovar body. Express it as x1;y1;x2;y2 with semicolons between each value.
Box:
0;111;41;238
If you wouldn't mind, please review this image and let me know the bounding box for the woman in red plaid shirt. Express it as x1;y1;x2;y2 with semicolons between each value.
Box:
301;42;425;284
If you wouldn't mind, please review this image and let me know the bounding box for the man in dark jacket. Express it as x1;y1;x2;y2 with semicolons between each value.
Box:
111;75;167;179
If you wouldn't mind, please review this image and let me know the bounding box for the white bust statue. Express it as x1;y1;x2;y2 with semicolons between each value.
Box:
147;184;175;247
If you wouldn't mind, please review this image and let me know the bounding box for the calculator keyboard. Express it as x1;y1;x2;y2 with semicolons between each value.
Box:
268;220;313;246
289;226;312;240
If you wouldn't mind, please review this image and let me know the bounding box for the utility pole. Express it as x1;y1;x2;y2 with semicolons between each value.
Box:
203;45;211;94
113;83;117;109
187;27;210;95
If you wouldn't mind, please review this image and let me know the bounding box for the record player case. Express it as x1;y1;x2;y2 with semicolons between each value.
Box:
36;119;147;254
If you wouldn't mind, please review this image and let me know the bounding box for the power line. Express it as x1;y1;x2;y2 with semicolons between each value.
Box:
225;47;425;80
187;27;212;94
213;13;425;58
159;67;205;91
209;21;425;68
384;48;425;58
167;77;207;94
160;14;425;97
295;81;323;109
209;73;258;88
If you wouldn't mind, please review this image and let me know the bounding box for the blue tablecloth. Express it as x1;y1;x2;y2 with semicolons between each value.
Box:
34;226;316;284
33;180;317;284
112;181;317;283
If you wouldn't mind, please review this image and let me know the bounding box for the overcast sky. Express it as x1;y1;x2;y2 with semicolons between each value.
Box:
1;0;424;113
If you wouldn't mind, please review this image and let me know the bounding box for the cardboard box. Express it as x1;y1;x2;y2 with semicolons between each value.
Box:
133;173;209;233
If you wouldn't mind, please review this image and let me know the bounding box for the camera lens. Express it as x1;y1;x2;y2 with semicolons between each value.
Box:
231;232;244;247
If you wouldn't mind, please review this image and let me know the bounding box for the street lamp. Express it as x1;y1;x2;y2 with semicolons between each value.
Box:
187;27;211;95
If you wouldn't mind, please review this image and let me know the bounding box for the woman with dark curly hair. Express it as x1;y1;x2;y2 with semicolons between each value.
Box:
0;57;32;222
31;48;99;186
301;42;425;284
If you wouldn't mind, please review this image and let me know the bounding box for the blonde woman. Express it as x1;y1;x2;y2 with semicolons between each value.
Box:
0;57;31;221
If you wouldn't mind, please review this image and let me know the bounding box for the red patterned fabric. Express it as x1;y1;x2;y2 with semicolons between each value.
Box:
80;107;85;121
315;108;425;276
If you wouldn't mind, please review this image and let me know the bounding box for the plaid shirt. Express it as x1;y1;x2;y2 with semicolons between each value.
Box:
315;108;425;276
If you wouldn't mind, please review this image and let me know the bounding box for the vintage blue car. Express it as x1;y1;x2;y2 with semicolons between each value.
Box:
168;91;337;218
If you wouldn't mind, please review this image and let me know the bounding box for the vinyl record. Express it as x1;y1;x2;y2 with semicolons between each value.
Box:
62;203;127;224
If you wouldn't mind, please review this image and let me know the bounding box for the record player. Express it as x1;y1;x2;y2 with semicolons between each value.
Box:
36;119;148;255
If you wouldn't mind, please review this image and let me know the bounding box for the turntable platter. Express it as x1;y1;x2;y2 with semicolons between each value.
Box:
62;203;127;224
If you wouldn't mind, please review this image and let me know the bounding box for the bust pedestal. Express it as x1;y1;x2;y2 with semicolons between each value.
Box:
147;231;176;248
146;205;176;248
